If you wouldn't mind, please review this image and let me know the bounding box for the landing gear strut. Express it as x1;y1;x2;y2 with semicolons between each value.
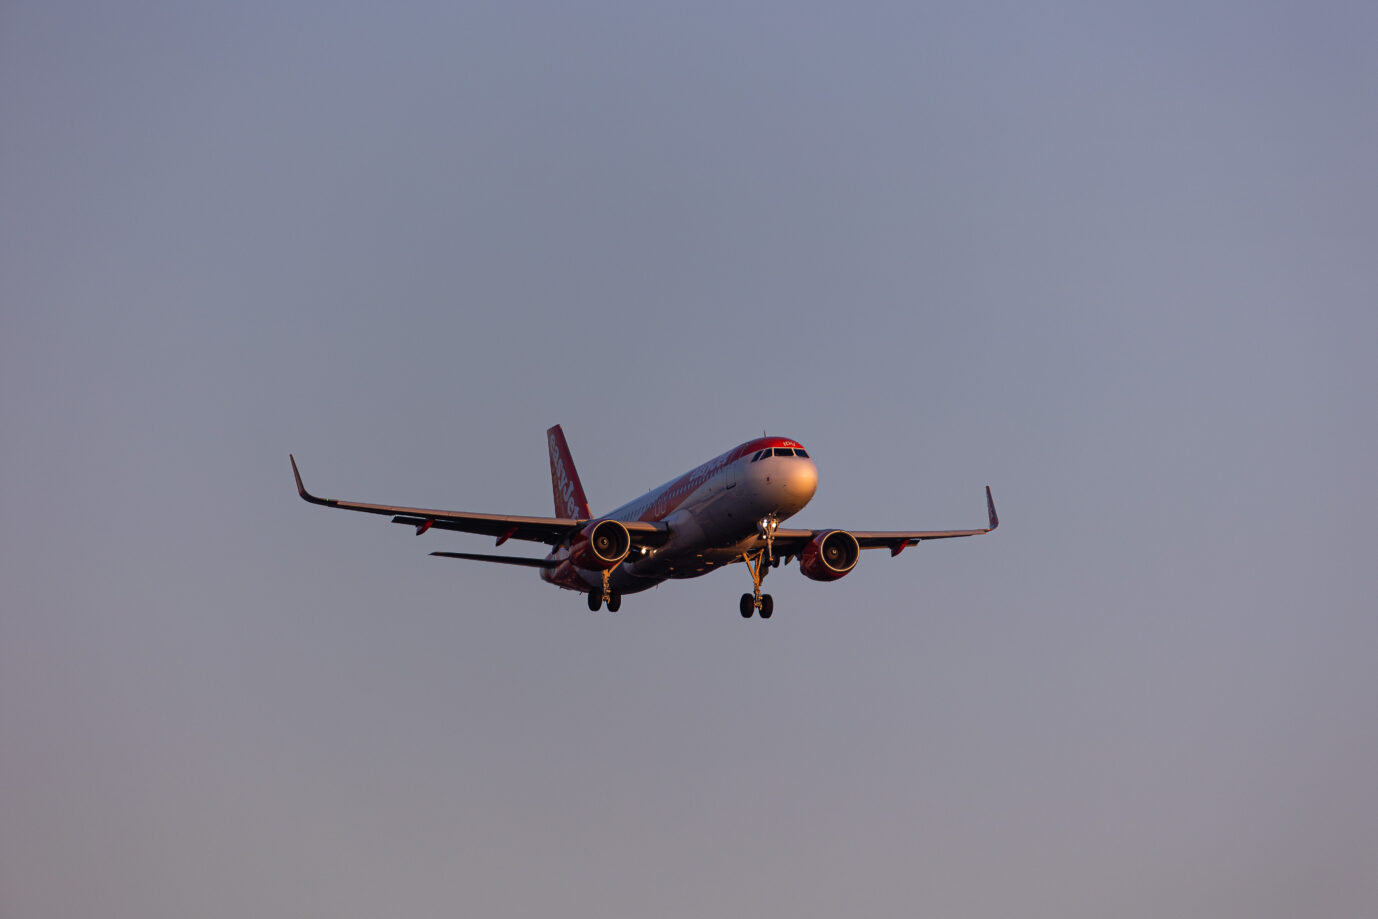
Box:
739;515;781;619
739;548;777;619
588;569;620;612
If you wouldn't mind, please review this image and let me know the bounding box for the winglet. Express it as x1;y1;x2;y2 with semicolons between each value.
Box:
290;454;332;506
985;486;999;531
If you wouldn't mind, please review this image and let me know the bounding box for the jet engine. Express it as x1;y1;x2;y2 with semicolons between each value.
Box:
568;519;632;570
799;530;860;581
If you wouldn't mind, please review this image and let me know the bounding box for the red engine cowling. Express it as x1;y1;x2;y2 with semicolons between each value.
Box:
799;530;860;581
568;519;631;570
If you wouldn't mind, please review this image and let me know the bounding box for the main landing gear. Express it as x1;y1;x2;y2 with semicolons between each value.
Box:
739;586;773;618
740;516;779;619
587;569;621;612
588;591;621;611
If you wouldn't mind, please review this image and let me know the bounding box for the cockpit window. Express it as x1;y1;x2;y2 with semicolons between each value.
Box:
753;446;809;460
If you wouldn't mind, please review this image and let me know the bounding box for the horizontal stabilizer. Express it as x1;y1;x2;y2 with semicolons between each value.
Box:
430;551;557;569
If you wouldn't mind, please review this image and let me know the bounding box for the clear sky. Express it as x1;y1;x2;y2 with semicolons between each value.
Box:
3;2;1376;916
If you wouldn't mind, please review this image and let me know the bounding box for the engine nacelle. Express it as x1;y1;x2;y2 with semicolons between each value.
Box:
799;530;860;582
568;519;631;570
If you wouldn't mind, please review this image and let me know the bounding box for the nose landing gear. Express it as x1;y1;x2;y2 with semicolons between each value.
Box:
739;516;780;619
739;549;775;619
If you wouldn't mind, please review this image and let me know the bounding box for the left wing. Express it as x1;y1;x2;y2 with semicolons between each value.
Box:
773;486;999;558
430;551;557;568
290;455;669;548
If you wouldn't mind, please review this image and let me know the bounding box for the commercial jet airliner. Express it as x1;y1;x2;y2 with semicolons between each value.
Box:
290;425;997;618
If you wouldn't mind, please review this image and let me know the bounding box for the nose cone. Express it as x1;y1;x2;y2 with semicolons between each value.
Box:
783;457;819;507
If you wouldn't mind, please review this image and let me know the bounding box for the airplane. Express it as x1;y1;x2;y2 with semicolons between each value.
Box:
290;425;997;619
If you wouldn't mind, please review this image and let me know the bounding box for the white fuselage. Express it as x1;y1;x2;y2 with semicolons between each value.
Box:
541;438;819;594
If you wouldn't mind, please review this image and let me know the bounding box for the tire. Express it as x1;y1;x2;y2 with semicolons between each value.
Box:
606;592;622;613
740;594;754;618
759;594;774;619
587;591;602;612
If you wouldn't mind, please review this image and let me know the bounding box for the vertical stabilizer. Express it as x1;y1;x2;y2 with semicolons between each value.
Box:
547;425;592;519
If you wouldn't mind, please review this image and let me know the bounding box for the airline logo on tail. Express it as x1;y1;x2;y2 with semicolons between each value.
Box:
547;425;592;520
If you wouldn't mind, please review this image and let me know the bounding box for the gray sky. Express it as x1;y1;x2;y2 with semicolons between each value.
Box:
3;2;1376;916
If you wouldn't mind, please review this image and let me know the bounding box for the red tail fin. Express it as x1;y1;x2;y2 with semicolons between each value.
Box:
547;425;591;519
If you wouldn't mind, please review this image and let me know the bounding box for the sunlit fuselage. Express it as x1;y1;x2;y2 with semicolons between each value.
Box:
540;437;818;594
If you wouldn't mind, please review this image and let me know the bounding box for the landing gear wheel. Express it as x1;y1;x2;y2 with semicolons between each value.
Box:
740;549;775;620
606;592;621;613
587;591;602;612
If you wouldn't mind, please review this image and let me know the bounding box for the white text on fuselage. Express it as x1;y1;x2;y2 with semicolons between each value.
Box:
550;441;581;516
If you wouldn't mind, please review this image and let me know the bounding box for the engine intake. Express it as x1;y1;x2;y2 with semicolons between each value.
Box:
799;530;860;582
568;519;631;570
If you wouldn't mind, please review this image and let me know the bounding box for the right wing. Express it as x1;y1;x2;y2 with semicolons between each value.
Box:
771;486;999;558
290;455;668;548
